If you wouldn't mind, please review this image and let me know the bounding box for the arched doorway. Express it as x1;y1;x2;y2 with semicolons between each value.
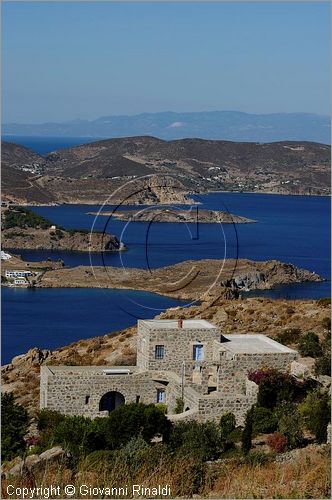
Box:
99;391;125;413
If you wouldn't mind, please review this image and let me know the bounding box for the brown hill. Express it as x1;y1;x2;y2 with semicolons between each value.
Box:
1;137;330;204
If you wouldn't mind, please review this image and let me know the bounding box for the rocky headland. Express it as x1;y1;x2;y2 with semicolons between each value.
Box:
31;258;321;300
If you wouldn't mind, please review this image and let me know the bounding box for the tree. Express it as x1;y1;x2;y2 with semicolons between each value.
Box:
297;332;323;358
170;421;222;461
299;390;331;443
1;393;30;461
274;403;304;449
248;368;304;409
251;406;277;434
92;403;172;450
220;412;236;440
241;408;253;455
314;355;331;376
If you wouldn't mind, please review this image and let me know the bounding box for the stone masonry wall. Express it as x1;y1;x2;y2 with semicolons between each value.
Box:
41;367;168;418
136;321;220;377
217;351;298;394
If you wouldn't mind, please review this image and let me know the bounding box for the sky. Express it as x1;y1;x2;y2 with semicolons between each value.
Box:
2;1;330;124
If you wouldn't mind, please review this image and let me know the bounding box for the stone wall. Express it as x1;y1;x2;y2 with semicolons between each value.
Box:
40;367;167;418
216;351;297;394
136;321;220;376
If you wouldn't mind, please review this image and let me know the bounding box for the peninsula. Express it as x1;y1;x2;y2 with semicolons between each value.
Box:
3;257;320;300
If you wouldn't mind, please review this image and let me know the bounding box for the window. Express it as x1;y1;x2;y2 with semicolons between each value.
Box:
193;344;204;361
136;395;140;404
156;389;165;403
155;345;165;360
85;395;90;404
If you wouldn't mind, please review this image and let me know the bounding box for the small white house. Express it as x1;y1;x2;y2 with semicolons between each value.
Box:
14;278;28;286
5;270;33;279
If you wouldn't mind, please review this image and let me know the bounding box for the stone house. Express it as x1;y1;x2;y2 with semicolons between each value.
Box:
40;319;298;424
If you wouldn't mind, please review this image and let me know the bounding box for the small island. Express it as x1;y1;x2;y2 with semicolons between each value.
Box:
88;208;255;224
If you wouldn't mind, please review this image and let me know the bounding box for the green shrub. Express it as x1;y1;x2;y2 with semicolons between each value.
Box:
299;390;331;443
314;355;331;376
241;408;253;455
174;398;184;414
170;421;222;461
92;403;172;450
275;328;301;345
252;406;278;434
220;412;236;440
274;403;304;449
249;368;308;409
2;207;52;230
1;393;30;461
321;317;331;333
298;332;323;358
243;450;270;466
317;298;331;307
51;415;95;457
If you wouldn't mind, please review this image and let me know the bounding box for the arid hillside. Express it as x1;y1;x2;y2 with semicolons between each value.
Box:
2;137;330;204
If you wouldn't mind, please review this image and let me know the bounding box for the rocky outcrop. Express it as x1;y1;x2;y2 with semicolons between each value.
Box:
5;447;65;478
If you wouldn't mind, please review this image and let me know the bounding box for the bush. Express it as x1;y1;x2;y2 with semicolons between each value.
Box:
298;332;323;358
314;355;331;376
267;432;288;453
92;403;172;451
299;390;331;443
51;415;95;457
317;298;331;307
275;328;301;345
244;450;271;465
174;398;184;414
274;403;304;449
219;412;236;439
170;421;222;461
241;408;253;455
252;406;278;434
321;317;331;334
1;393;30;461
2;207;52;230
248;368;307;409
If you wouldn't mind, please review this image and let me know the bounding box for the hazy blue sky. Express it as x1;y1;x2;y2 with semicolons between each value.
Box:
2;1;330;123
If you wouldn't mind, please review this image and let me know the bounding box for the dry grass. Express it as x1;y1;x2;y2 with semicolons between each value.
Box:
206;447;330;499
2;446;330;499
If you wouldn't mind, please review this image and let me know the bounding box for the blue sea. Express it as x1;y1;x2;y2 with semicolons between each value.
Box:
2;136;330;365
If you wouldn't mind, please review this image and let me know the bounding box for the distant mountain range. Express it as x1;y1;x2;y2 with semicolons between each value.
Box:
3;111;330;144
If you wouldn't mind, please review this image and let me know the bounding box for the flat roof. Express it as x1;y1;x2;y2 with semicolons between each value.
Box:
140;319;217;330
221;334;297;354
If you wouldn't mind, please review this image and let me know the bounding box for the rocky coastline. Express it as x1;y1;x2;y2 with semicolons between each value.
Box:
22;258;322;300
